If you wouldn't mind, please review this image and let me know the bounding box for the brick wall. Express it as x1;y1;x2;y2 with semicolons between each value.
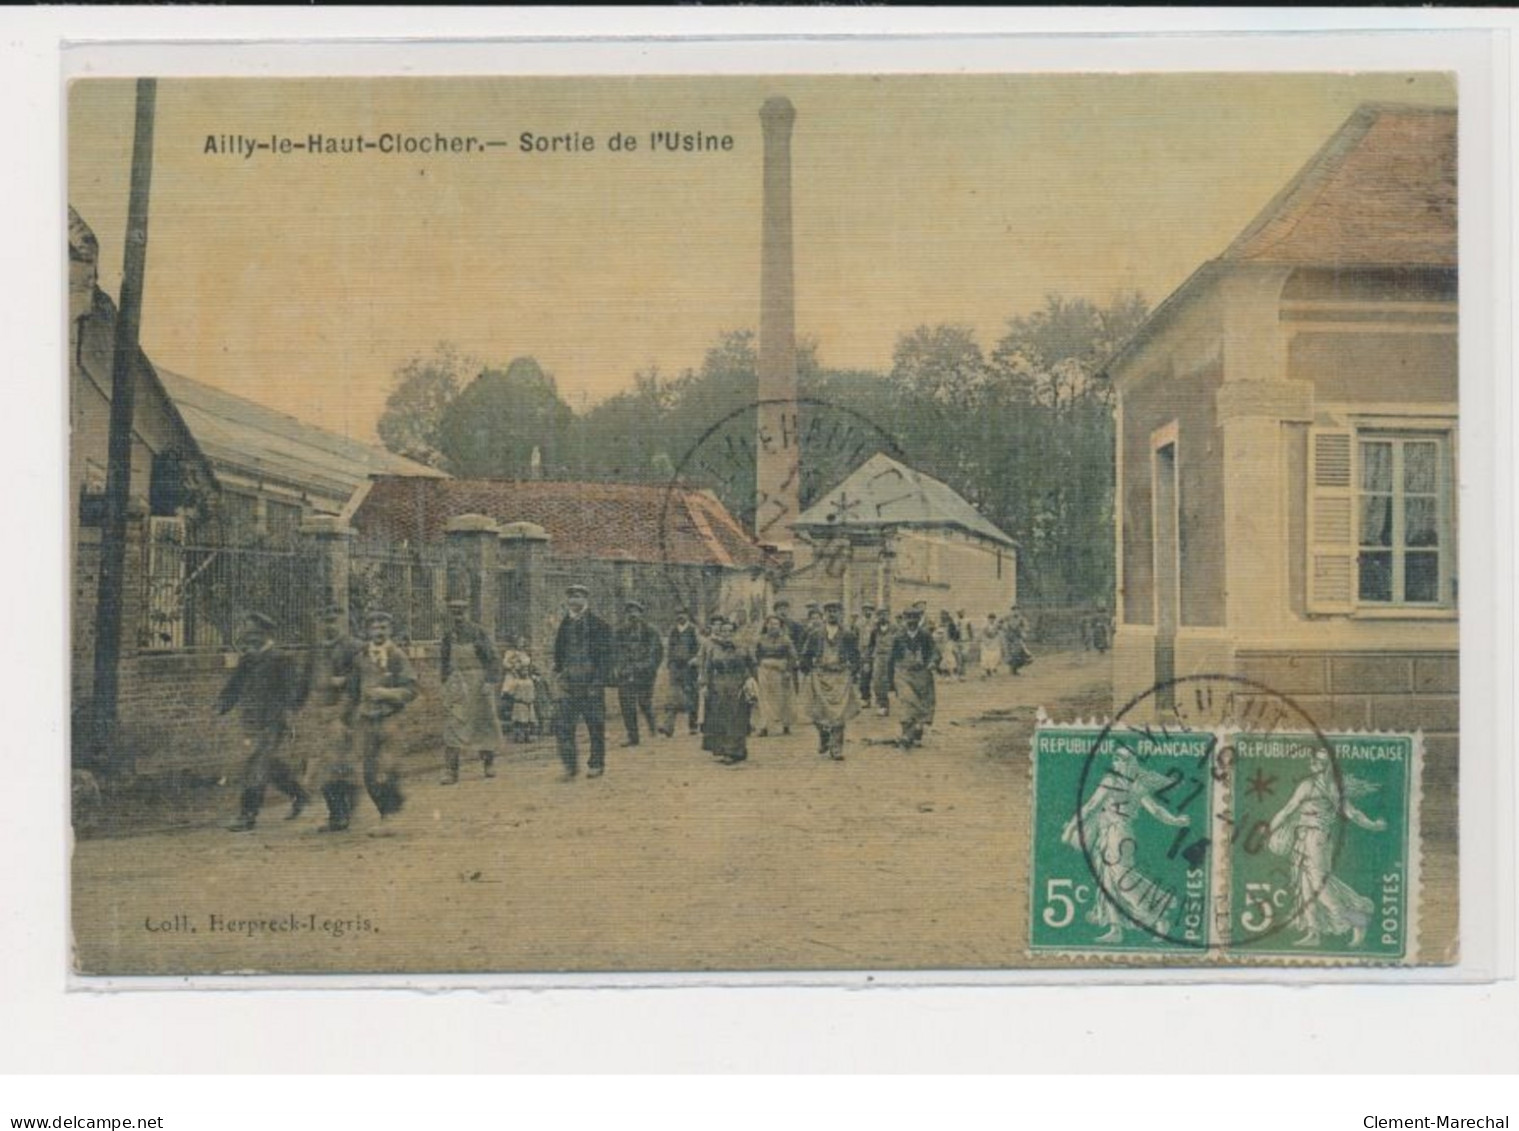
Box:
95;643;454;779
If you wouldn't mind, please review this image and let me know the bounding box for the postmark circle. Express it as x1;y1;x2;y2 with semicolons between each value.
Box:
656;396;906;615
1072;673;1346;952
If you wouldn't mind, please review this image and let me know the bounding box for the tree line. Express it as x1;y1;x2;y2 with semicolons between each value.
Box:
375;292;1149;606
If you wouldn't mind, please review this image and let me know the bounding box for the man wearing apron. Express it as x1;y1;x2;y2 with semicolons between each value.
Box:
440;598;504;783
799;601;861;762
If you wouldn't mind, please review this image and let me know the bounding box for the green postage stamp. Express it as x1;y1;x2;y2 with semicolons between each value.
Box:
1030;719;1423;963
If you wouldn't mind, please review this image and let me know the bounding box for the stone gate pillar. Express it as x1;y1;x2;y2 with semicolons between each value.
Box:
299;515;356;619
445;514;501;630
499;521;552;655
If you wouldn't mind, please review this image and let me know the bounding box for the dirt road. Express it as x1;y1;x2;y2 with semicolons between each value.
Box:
73;650;1112;975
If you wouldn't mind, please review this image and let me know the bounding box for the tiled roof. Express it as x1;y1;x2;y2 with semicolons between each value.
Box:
793;453;1015;546
1102;103;1456;380
1225;103;1456;268
155;369;445;505
351;476;771;570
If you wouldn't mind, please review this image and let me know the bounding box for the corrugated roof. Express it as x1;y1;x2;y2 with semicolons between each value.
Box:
154;370;445;504
1223;103;1455;268
351;476;771;570
792;453;1015;546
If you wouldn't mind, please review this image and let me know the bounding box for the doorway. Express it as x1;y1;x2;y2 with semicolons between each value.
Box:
1153;436;1179;712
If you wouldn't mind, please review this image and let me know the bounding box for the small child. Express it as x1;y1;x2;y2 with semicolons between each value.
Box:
500;646;539;743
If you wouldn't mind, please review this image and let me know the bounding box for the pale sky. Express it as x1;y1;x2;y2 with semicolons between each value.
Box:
68;73;1456;441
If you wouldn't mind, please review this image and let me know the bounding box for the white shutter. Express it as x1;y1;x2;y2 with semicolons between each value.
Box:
1307;427;1355;614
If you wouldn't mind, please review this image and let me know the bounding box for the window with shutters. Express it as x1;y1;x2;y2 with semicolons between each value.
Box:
1308;425;1454;614
1356;433;1449;607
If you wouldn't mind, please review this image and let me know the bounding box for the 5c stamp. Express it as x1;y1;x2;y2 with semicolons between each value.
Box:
1029;675;1422;963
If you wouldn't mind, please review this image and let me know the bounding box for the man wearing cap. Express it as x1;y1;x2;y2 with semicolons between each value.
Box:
773;600;803;652
219;612;308;832
1003;604;1034;676
353;609;419;823
614;600;664;747
552;584;614;779
868;606;898;717
855;604;877;700
888;605;940;749
440;597;505;784
660;608;701;737
300;604;361;833
798;600;861;761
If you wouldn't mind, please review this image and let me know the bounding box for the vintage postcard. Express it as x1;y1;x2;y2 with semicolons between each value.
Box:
67;72;1461;976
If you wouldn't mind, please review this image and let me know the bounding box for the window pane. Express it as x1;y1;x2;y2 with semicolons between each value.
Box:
1358;551;1393;602
1360;495;1393;547
1361;441;1393;491
1405;552;1440;603
1403;441;1439;494
266;501;302;547
1405;497;1438;547
223;493;259;546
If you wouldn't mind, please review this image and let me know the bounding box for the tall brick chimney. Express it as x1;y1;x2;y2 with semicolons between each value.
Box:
756;96;801;550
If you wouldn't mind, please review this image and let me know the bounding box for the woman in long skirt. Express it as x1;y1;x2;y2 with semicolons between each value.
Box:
752;614;797;737
700;616;758;765
979;614;1003;678
933;614;959;679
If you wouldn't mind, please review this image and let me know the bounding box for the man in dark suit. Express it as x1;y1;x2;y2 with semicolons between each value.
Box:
552;584;614;779
614;600;664;746
219;611;308;832
661;607;702;736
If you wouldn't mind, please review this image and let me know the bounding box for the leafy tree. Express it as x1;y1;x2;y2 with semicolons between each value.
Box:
989;292;1149;406
889;323;988;408
436;357;576;479
376;343;472;469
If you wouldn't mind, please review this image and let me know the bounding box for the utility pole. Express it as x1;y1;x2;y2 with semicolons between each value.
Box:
90;77;156;770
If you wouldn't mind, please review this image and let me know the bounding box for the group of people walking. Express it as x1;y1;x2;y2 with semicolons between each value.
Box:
217;604;418;834
213;585;1036;832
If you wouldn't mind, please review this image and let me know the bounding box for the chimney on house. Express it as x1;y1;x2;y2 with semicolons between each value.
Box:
756;96;801;551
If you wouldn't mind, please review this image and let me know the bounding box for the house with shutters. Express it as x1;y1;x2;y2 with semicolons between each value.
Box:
1103;103;1458;777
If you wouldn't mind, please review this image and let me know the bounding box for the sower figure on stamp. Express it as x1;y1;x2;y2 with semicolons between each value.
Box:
888;604;939;749
799;600;861;762
353;609;419;826
1061;746;1191;943
660;608;701;737
220;612;309;832
440;597;504;783
301;604;361;833
1266;748;1387;948
614;600;664;747
552;584;614;780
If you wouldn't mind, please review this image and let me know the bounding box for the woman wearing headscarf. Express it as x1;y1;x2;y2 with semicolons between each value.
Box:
752;613;798;737
699;616;759;766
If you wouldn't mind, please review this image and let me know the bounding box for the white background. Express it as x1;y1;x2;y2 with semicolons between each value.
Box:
3;5;1516;1106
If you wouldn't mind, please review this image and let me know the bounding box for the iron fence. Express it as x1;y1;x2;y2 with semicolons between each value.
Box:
349;541;452;643
142;526;328;651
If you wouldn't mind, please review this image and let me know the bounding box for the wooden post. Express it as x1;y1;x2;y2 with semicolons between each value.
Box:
90;78;156;768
